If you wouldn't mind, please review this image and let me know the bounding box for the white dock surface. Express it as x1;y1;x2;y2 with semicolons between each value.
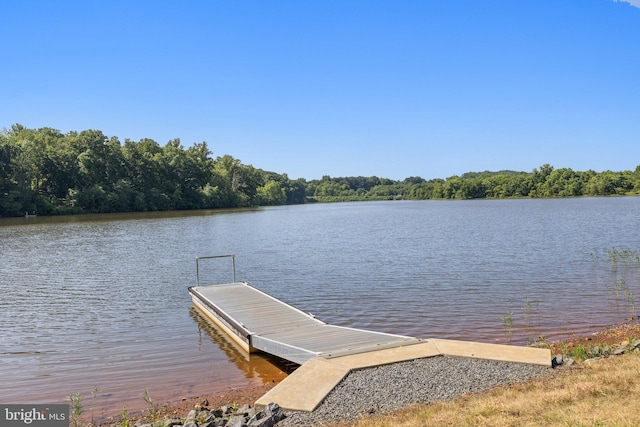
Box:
189;282;421;364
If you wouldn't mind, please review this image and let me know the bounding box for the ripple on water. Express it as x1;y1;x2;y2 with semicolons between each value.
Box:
1;198;639;409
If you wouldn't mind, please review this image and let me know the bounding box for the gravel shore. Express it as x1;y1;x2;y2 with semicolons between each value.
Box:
278;355;551;426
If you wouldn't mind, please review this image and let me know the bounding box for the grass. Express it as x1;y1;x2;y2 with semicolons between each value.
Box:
69;392;84;427
119;407;130;427
523;297;541;327
142;388;162;422
569;344;597;361
329;351;640;427
500;311;514;343
613;280;627;300
70;388;160;427
523;298;532;324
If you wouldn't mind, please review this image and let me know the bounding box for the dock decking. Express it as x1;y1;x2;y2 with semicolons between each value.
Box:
189;282;421;365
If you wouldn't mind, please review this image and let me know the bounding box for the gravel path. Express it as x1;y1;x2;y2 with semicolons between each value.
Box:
278;355;551;426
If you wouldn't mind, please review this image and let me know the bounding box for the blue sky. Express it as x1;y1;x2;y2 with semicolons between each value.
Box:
2;0;639;180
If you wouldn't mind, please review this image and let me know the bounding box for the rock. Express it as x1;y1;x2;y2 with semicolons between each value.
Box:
247;403;285;427
565;357;576;367
126;396;284;427
247;410;265;425
552;354;563;368
185;409;197;423
237;404;253;416
198;410;215;424
227;414;249;427
612;344;629;355
247;417;272;427
245;407;257;419
584;357;603;365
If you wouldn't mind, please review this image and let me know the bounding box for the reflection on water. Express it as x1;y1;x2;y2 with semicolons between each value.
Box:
190;307;294;379
2;197;640;411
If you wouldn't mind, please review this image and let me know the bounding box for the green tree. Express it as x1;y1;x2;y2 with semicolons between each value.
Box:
585;171;634;196
211;155;264;207
257;180;286;205
537;168;583;197
285;178;307;204
121;138;163;210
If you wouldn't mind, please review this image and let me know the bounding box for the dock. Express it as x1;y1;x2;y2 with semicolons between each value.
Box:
189;256;552;412
189;282;421;365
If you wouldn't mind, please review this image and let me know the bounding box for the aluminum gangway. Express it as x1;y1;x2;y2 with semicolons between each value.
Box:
188;256;421;365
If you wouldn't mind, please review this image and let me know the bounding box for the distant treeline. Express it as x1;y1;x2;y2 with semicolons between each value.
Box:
309;165;640;202
1;124;639;217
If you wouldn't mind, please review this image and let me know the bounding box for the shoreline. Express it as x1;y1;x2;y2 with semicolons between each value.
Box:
93;319;640;426
95;383;278;426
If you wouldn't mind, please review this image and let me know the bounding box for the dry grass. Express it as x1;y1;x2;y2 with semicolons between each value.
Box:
330;352;640;427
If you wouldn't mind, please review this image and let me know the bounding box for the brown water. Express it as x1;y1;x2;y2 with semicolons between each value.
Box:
1;198;639;413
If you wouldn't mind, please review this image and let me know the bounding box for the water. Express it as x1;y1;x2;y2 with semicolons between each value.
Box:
1;198;639;413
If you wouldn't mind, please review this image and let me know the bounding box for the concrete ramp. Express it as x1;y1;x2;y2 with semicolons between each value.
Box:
256;340;551;412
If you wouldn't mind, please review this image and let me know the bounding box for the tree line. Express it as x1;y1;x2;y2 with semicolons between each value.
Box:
309;165;640;202
1;124;639;217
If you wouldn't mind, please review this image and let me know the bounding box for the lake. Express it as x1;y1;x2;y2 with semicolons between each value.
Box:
1;198;639;413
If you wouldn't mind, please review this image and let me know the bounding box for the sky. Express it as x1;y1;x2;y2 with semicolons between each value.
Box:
2;0;639;181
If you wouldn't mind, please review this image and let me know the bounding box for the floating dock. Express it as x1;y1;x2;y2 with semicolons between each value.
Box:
189;282;421;365
189;256;552;412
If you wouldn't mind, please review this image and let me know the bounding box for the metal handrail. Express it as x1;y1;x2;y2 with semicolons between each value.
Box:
195;254;236;287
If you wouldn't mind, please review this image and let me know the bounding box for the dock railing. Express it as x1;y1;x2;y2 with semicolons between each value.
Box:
195;254;236;287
